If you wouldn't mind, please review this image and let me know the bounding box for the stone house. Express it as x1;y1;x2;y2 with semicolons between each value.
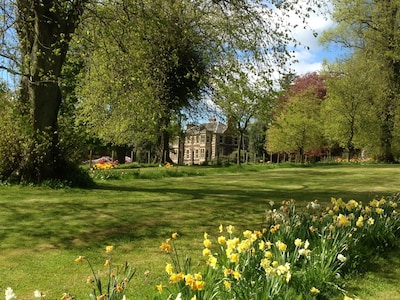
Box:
170;117;244;165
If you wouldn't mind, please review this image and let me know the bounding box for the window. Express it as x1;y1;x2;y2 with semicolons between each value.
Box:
200;135;205;143
196;135;199;143
219;136;223;143
186;150;190;159
200;148;205;158
195;149;199;158
234;138;238;145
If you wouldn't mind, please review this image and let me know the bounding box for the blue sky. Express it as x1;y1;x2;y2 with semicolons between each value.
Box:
289;8;347;75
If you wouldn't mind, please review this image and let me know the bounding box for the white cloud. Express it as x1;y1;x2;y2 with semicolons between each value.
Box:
286;5;338;75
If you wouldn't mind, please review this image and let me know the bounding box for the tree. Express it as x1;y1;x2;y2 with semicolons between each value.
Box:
0;0;88;183
267;72;326;163
77;0;320;164
212;60;272;164
77;0;207;164
322;0;400;162
248;120;268;162
321;57;379;160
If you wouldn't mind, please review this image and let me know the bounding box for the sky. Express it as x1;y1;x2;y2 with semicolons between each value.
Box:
289;6;346;75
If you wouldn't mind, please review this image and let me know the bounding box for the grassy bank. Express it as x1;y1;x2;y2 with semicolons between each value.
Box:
0;164;399;299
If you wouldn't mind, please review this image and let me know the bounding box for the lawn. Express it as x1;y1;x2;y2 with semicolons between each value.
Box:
0;164;399;299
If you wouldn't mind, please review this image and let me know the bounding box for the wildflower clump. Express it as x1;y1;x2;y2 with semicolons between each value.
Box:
156;194;400;300
75;245;135;300
93;160;117;170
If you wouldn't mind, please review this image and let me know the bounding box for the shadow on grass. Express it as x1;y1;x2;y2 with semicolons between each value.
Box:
0;188;381;251
0;166;398;251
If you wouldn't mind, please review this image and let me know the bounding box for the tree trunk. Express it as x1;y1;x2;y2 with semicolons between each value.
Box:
14;0;87;183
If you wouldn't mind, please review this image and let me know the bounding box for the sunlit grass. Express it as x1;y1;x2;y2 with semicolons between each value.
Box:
0;164;399;299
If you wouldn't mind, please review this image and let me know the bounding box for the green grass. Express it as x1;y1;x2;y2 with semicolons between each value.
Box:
0;164;399;299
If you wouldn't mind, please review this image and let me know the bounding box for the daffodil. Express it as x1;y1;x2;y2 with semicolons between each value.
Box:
310;287;320;294
203;248;211;256
105;245;114;253
203;239;212;248
75;256;84;263
224;280;231;291
294;238;303;247
276;240;287;252
165;263;173;275
207;255;217;268
218;236;226;245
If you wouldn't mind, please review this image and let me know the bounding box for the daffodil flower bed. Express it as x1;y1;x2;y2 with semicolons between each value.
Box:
156;195;400;300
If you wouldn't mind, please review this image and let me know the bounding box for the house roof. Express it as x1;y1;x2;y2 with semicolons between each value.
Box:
186;118;227;135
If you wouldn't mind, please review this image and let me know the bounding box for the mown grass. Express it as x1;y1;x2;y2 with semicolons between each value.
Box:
0;164;399;299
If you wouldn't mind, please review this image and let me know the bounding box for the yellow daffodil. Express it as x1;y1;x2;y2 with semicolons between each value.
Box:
86;276;94;284
229;253;239;263
203;239;212;248
243;230;252;238
105;245;114;253
160;242;172;252
356;216;364;227
218;236;226;245
203;248;211;256
276;240;287;252
156;284;163;294
207;255;217;268
224;280;231;291
172;232;179;239
310;287;320;294
165;263;173;275
294;238;303;247
74;256;84;263
233;270;241;280
194;280;205;290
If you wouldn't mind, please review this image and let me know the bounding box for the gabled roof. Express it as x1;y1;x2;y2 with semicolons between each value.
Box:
186;118;227;135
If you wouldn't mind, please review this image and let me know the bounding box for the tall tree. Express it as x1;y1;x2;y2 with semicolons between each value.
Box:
0;0;88;183
266;72;326;162
77;0;207;163
322;0;400;162
77;0;320;164
212;60;272;164
321;57;379;160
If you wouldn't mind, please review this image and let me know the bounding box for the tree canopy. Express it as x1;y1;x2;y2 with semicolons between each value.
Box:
321;0;400;162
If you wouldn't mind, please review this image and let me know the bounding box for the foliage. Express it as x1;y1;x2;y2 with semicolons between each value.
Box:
77;0;322;163
321;0;400;162
267;73;327;162
0;90;26;181
321;58;380;159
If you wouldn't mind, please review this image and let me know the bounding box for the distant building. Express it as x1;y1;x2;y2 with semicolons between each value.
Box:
170;117;245;165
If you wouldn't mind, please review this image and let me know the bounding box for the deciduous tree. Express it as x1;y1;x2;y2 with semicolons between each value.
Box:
322;0;400;162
